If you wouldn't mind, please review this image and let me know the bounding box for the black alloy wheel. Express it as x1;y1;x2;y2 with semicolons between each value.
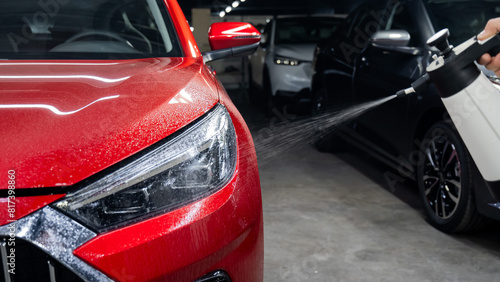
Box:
417;121;485;233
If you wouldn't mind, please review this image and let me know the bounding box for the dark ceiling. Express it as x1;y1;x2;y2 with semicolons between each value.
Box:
178;0;365;20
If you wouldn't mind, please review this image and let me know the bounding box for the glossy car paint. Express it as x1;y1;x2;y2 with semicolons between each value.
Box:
74;90;264;281
0;0;263;281
208;22;261;50
0;58;218;189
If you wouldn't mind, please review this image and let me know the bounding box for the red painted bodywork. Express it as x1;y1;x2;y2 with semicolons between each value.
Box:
208;22;261;50
168;0;201;58
74;100;264;281
0;57;217;189
0;0;263;281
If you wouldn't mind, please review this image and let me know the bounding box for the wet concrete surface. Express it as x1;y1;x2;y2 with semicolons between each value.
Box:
226;89;500;282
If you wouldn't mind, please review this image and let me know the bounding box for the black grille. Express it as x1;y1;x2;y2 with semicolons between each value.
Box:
0;237;83;282
194;270;232;282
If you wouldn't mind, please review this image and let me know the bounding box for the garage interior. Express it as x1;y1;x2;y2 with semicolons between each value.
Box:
180;0;500;281
230;90;500;281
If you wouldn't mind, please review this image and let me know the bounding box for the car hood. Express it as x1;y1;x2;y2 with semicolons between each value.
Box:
274;44;316;62
0;57;218;189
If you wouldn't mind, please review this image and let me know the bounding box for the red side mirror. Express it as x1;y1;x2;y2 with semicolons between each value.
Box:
208;22;261;51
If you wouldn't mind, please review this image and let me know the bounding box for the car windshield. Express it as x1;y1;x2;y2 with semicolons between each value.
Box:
274;17;342;45
0;0;182;60
425;0;500;45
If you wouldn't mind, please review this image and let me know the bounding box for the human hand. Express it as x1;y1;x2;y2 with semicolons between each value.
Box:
477;18;500;76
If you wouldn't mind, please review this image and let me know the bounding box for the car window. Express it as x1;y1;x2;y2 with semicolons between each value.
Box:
347;7;373;39
0;0;183;59
337;0;387;63
384;2;421;46
424;0;500;45
343;1;393;46
274;18;342;45
338;6;358;39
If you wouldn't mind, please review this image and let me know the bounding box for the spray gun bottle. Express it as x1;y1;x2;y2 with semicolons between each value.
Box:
397;28;500;193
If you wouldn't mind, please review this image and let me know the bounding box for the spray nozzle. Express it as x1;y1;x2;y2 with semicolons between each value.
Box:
396;87;415;97
395;74;432;98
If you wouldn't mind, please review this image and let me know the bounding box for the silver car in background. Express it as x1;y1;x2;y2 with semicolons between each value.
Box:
248;16;344;113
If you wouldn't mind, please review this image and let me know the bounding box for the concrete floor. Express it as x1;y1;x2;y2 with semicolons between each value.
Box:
226;89;500;282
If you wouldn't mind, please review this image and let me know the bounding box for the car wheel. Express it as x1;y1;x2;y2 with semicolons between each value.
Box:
311;83;328;115
417;121;486;233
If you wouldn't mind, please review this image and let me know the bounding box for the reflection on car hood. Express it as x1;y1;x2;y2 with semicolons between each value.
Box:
274;44;316;62
0;57;218;188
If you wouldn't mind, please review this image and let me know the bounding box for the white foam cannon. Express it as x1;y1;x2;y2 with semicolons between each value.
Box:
396;28;500;203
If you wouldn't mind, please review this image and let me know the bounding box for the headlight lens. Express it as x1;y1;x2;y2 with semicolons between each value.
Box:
274;56;301;66
53;104;237;232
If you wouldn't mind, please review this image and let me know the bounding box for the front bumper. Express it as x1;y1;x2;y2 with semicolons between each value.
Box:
275;88;312;105
0;165;263;282
268;61;313;98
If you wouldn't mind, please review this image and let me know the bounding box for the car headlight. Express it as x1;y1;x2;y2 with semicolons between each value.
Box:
53;104;237;232
274;55;301;66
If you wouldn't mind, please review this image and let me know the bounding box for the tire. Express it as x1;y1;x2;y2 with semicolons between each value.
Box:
417;121;487;233
311;82;328;115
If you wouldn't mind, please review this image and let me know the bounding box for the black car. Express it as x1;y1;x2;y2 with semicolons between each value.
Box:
312;0;500;233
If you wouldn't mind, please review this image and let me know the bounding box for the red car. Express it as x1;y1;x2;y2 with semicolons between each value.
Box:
0;0;263;281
